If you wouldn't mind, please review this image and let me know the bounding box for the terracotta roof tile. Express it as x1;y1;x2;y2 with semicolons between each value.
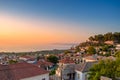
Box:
59;57;75;64
0;63;49;80
20;55;34;59
35;61;54;66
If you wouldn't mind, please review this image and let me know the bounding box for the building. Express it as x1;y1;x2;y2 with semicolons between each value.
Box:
116;44;120;50
19;55;35;61
56;57;75;80
34;60;54;71
75;62;97;80
0;63;49;80
104;41;114;45
83;55;98;62
19;55;37;63
56;55;98;80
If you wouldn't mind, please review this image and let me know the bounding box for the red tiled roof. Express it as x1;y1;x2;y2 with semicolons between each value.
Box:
59;57;75;64
35;61;54;67
20;55;34;59
0;63;49;80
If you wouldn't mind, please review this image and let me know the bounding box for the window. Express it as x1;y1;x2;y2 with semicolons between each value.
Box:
42;78;45;80
78;73;80;79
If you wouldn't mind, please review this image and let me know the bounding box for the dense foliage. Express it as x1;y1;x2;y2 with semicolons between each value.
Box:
9;60;18;64
89;32;120;43
87;46;96;54
88;51;120;80
47;55;58;64
79;41;105;47
49;69;56;75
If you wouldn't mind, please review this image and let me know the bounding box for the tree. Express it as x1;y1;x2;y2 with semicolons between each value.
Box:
87;32;120;44
9;60;18;64
47;55;58;64
50;69;56;75
89;36;94;41
36;56;40;61
101;45;109;51
89;60;114;80
75;46;81;52
87;46;96;54
64;50;71;54
104;32;113;41
115;51;120;58
97;34;104;43
88;52;120;80
112;32;120;43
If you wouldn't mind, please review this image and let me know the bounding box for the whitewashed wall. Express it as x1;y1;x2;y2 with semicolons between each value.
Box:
75;70;87;80
21;73;49;80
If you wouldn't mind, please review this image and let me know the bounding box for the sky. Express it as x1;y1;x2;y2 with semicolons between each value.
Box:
0;0;120;52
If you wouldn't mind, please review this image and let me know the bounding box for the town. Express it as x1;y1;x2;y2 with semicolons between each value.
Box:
0;0;119;80
0;32;120;80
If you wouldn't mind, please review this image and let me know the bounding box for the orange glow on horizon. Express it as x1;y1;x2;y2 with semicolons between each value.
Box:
0;12;88;51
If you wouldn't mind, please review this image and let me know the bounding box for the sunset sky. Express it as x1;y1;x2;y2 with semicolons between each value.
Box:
0;0;120;52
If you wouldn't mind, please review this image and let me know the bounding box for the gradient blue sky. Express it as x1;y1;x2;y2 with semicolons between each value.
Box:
0;0;120;52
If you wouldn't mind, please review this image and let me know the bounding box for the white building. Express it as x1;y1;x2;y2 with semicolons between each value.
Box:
75;62;97;80
19;55;35;61
116;44;120;50
56;57;75;80
83;55;98;62
21;74;49;80
56;57;97;80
